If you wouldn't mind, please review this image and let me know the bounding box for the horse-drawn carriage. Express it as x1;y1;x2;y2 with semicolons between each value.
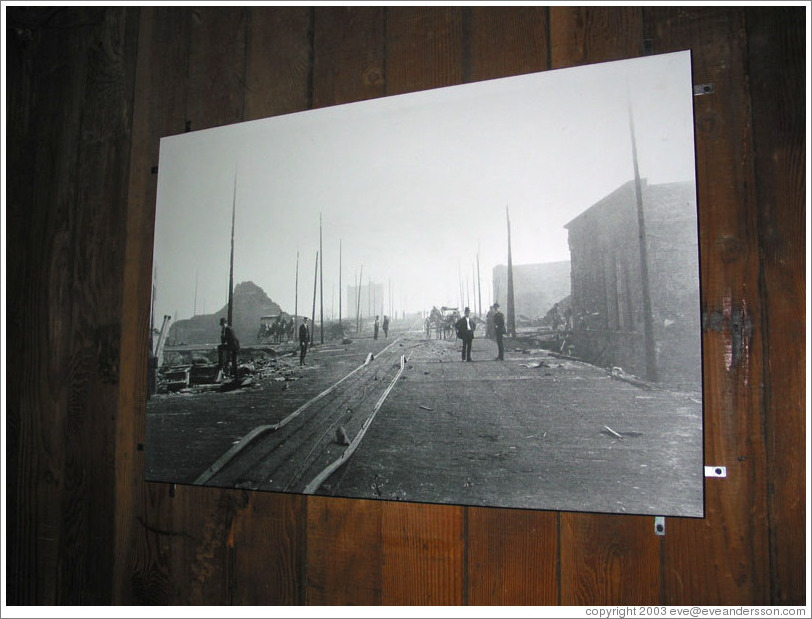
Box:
427;306;460;340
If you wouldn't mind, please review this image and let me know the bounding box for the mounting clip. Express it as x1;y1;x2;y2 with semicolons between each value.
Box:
704;466;727;478
654;516;666;536
693;83;715;96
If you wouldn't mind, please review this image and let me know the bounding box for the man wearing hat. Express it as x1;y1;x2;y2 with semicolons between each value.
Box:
455;306;476;362
492;302;506;361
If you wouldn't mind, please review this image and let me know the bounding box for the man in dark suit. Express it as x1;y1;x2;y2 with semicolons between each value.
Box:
298;317;310;366
492;302;506;361
455;306;475;362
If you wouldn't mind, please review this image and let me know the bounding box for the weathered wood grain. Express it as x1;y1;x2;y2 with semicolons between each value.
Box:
744;6;807;606
6;6;138;604
244;6;312;122
382;501;466;605
467;507;559;605
306;497;384;604
312;6;386;109
561;515;661;605
385;6;466;96
646;6;770;604
114;6;192;604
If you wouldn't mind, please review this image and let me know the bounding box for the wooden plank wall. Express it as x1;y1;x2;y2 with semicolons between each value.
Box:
5;6;806;607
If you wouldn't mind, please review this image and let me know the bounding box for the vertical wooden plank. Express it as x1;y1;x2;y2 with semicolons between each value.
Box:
464;7;559;607
58;7;139;604
114;6;191;604
185;6;248;133
466;6;550;82
6;6;80;603
468;507;559;605
378;7;467;605
550;6;647;69
744;6;806;606
244;6;312;122
301;6;386;605
381;502;466;605
549;6;661;606
226;7;313;603
306;497;384;604
312;6;386;109
561;516;661;605
6;6;138;604
646;7;770;605
165;6;250;605
385;6;465;96
230;492;306;604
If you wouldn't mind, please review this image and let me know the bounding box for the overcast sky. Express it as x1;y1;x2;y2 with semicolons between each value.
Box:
152;50;697;323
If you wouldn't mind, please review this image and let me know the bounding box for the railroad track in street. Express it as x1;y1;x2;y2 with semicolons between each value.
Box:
194;336;419;494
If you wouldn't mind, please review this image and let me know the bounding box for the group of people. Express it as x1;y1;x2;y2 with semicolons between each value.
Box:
453;303;506;362
373;315;390;340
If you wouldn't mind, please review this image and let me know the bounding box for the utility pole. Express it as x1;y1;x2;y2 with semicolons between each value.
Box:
506;206;516;338
319;213;324;344
294;250;299;329
476;249;482;317
629;101;658;382
338;239;342;327
310;251;318;345
227;170;237;327
356;265;363;333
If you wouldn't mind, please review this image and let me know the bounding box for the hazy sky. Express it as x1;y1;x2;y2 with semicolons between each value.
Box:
152;51;697;322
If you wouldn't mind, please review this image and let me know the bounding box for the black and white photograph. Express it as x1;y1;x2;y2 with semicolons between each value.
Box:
146;50;704;518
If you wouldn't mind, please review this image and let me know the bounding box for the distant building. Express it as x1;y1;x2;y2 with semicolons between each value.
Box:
564;179;701;391
492;261;571;322
347;281;385;321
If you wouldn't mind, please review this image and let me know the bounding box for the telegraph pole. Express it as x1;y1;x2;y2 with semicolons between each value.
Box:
629;102;658;381
294;251;299;328
338;239;342;327
311;251;318;345
506;206;516;338
319;213;324;344
227;170;237;327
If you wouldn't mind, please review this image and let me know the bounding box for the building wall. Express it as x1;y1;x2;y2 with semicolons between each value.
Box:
492;260;571;322
5;6;805;606
566;179;701;389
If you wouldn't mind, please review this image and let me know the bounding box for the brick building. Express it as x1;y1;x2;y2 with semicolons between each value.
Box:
564;179;701;391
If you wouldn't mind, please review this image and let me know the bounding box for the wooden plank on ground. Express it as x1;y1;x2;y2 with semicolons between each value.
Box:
549;5;662;606
743;6;806;606
645;6;770;604
114;6;192;604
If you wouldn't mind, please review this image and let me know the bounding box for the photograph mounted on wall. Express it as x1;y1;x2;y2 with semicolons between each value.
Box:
146;50;704;518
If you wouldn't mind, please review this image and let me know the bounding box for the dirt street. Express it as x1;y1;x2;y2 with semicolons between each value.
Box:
146;321;704;518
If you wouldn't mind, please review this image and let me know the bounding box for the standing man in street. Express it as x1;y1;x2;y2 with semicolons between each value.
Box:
455;306;476;362
298;317;310;366
218;317;240;377
493;302;505;361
